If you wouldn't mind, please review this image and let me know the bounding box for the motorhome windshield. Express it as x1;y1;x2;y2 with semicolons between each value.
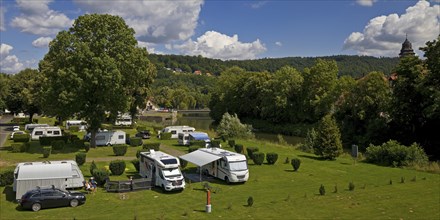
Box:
229;161;248;171
162;168;181;178
160;158;178;165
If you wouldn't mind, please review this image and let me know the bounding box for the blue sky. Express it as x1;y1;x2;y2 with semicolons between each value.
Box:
1;0;439;74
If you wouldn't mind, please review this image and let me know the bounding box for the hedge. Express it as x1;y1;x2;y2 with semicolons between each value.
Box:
234;144;244;154
0;170;14;186
129;137;143;146
71;139;85;149
75;153;87;166
113;144;128;156
39;136;68;146
26;141;41;153
211;140;221;148
136;149;149;159
13;134;30;143
92;169;109;186
131;159;140;172
246;147;259;159
109;160;126;175
143;143;160;151
365;140;428;167
189;145;202;153
191;140;206;148
11;143;26;153
51;140;65;151
160;132;172;140
252;152;265;165
266;152;278;165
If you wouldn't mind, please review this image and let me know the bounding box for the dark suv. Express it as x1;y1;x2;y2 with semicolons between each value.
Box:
135;130;151;139
19;186;86;212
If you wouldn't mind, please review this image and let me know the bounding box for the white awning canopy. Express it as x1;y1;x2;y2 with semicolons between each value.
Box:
179;150;221;167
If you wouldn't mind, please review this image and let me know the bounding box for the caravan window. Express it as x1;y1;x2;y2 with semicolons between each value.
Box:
35;131;43;135
171;130;177;135
47;131;53;134
54;131;60;135
118;135;124;139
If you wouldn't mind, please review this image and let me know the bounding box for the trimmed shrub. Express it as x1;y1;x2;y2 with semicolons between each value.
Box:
143;142;160;151
160;132;172;140
26;141;41;153
13;134;30;143
84;142;90;152
0;170;14;186
228;140;235;148
246;147;259;159
90;161;97;176
75;153;87;166
39;136;68;146
11;143;26;153
109;160;126;175
247;196;254;207
234;144;244;154
129;137;143;146
319;184;326;196
211;140;221;148
365;140;428;167
291;158;301;171
113;144;128;156
51;140;65;151
252;152;265;165
92;168;109;186
266;152;278;165
349;182;355;191
131;159;140;172
42;146;52;158
179;158;188;169
191;140;206;148
71;139;85;149
189;145;201;153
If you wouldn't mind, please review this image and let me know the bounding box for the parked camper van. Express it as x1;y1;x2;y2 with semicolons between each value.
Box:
159;125;195;139
115;114;132;126
31;126;62;140
139;150;185;191
66;120;87;131
180;148;249;184
13;160;85;200
25;124;49;132
92;130;126;146
178;132;210;146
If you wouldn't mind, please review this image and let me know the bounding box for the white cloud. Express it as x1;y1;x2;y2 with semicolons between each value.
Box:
344;1;440;57
0;43;24;74
251;1;268;9
0;7;5;31
172;31;266;60
356;0;377;7
32;37;53;48
74;0;204;43
11;0;73;36
275;41;282;46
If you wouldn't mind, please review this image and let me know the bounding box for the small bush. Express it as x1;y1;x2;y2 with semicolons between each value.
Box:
143;143;160;151
246;147;259;159
75;153;87;166
39;136;68;146
131;159;140;172
129;137;143;146
109;160;126;175
11;143;26;153
42;146;52;158
189;145;201;153
191;140;206;148
13;133;30;143
211;140;221;148
266;152;278;165
228;140;235;148
84;142;90;152
365;140;428;167
247;196;254;207
90;161;97;176
319;184;325;196
234;144;243;154
92;168;109;186
51;140;65;151
348;182;355;191
0;170;14;186
160;132;172;140
252;152;265;165
113;144;128;156
291;158;301;171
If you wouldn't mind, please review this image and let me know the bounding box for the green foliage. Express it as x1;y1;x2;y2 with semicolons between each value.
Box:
136;149;150;159
252;152;265;165
42;146;52;158
319;184;325;196
13;133;30;143
189;145;202;153
11;143;26;153
0;170;14;186
246;147;259;159
90;161;98;176
113;144;128;156
143;143;160;151
136;126;147;132
313;115;343;160
160;132;172;140
131;159;140;172
179;158;188;169
365;140;428;167
291;158;301;171
51;140;65;151
84;142;90;152
92;168;109;186
71;139;85;149
247;196;254;207
348;182;355;191
75;153;86;166
39;136;68;146
26;141;41;153
191;140;206;148
109;160;126;176
69;126;80;132
300;128;316;153
234;144;244;154
228;140;235;148
211;140;221;148
129;137;143;146
216;113;254;139
266;152;278;165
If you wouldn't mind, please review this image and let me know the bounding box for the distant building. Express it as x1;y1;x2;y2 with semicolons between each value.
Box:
399;36;416;58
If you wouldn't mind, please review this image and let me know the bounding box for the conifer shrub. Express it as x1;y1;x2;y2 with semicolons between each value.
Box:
92;169;109;186
109;160;126;175
75;153;86;166
234;144;244;154
129;137;143;146
349;182;355;191
143;142;160;151
0;170;14;186
51;140;65;150
13;133;30;143
246;147;259;159
291;158;301;171
131;159;140;172
11;143;26;153
160;132;172;140
319;184;325;196
113;144;128;156
90;161;97;175
266;152;278;165
252;152;265;165
228;140;235;148
42;146;52;158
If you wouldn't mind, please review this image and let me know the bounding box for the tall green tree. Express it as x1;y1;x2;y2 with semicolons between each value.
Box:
39;14;156;147
313;114;343;160
0;73;11;111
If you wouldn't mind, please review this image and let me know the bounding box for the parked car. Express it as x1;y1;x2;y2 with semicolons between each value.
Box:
19;186;86;212
12;126;20;131
135;130;151;139
10;130;26;139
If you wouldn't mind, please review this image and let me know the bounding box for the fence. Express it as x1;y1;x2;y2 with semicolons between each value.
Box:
106;178;152;192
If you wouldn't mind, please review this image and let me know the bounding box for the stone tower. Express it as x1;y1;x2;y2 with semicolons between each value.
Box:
399;36;415;58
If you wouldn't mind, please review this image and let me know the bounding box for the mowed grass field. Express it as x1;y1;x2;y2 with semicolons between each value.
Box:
1;134;439;219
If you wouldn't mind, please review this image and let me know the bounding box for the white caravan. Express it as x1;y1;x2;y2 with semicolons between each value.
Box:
115;114;132;126
13;160;85;200
159;125;195;139
178;132;210;146
65;120;87;131
24;124;49;131
31;126;62;140
139;150;185;191
94;130;126;146
181;148;249;184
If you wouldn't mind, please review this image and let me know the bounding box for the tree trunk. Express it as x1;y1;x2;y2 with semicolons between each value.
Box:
91;130;97;148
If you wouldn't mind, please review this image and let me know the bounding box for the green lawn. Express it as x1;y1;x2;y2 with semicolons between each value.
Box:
1;135;439;219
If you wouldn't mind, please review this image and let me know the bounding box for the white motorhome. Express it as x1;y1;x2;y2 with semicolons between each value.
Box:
159;125;195;139
139;150;185;191
115;114;132;126
180;148;249;184
13;160;85;200
178;132;210;146
31;126;62;140
94;130;126;146
66;120;87;131
24;123;49;131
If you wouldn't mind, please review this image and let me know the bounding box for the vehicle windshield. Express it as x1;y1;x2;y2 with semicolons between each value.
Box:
162;168;182;178
229;161;248;171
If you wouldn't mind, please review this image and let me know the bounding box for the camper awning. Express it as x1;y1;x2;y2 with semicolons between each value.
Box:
189;132;210;141
17;163;72;180
179;150;221;167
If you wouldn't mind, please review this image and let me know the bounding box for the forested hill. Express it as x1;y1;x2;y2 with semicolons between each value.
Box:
148;54;400;78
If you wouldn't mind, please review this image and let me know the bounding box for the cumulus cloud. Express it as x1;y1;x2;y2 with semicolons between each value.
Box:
0;7;5;31
344;1;440;57
11;0;73;35
356;0;377;7
171;31;266;60
251;1;268;9
32;37;53;48
0;43;24;74
74;0;203;43
275;41;282;46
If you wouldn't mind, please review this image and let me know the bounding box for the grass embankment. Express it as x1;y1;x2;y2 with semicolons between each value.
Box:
1;133;439;219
